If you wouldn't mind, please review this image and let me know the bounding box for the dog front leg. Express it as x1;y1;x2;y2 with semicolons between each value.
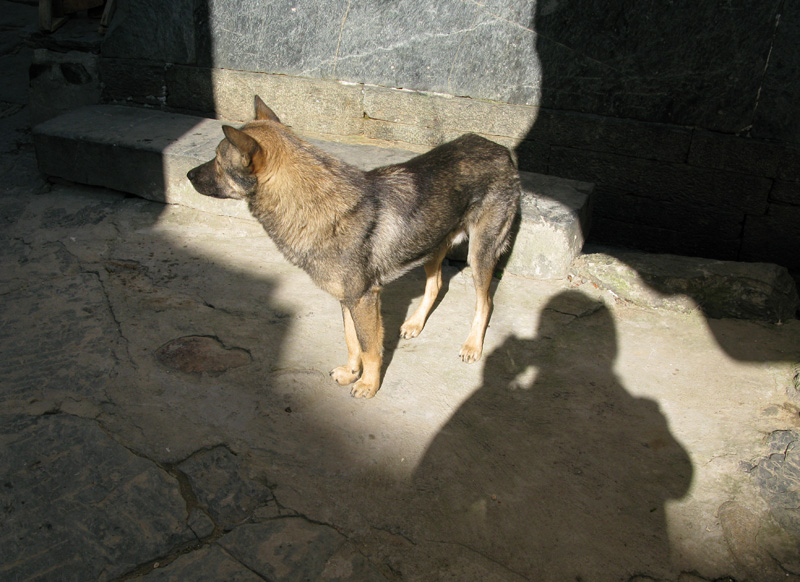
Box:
330;304;362;386
348;288;384;399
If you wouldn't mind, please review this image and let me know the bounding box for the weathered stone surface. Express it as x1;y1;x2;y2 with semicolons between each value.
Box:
0;414;197;582
687;130;785;178
530;108;692;164
503;171;593;279
771;180;800;206
100;57;167;107
741;203;800;271
141;545;265;581
218;519;348;582
209;69;367;137
0;49;33;105
548;146;772;215
101;0;197;64
33;105;250;218
534;0;781;132
178;446;274;528
570;251;800;322
751;0;800;143
593;189;747;242
0;272;125;401
156;336;252;375
29;49;101;125
757;430;800;538
589;215;743;263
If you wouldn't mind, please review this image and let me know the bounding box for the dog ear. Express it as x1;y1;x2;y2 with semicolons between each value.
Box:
222;125;261;166
254;96;281;123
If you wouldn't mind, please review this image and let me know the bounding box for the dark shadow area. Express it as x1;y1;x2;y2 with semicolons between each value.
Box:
515;1;800;358
412;290;693;579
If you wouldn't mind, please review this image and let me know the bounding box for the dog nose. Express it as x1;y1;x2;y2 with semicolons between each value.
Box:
187;168;196;181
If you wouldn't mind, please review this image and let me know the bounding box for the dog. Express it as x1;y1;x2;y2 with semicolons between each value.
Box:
187;96;520;399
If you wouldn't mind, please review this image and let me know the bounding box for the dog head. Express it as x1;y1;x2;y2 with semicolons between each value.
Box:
186;96;280;200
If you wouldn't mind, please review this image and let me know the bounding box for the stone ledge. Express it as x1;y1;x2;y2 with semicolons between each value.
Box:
33;104;593;280
570;249;800;322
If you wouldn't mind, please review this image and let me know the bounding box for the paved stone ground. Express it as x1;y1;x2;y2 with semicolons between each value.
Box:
3;3;800;581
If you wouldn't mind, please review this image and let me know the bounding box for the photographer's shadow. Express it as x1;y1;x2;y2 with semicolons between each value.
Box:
412;290;693;580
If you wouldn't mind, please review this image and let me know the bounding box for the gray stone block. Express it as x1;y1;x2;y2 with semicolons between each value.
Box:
100;57;167;107
29;50;102;125
535;0;781;133
687;131;785;178
751;0;800;143
177;446;274;529
531;108;692;163
0;414;196;581
503;172;594;279
33;105;593;279
589;216;743;262
548;146;772;215
570;250;800;322
741;203;800;271
771;181;800;206
101;0;197;64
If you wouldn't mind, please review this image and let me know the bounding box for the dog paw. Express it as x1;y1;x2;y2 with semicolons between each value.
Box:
350;379;379;399
330;366;359;385
399;319;423;339
458;341;483;364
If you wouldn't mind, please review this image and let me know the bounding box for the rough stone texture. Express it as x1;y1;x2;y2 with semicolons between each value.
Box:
218;519;349;581
687;130;787;178
139;545;265;582
100;57;167;108
570;251;800;322
0;414;198;582
757;431;800;541
741;203;800;271
29;49;101;125
529;108;693;163
100;0;197;64
33;104;594;279
548;146;772;215
0;270;126;402
772;180;800;206
503;171;593;279
177;446;274;528
751;0;800;143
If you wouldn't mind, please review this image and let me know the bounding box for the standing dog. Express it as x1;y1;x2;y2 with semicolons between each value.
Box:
187;96;520;399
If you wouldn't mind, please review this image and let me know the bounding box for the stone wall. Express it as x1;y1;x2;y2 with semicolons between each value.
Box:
98;0;799;271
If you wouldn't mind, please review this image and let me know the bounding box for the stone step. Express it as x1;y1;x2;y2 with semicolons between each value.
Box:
33;104;593;279
571;248;800;322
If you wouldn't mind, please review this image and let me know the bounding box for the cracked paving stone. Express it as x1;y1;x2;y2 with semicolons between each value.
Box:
218;518;349;582
0;272;126;401
156;335;252;374
178;445;274;529
0;414;198;582
139;545;265;582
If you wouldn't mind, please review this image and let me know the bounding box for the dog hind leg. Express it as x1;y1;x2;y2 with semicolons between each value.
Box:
459;201;516;363
399;242;450;339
